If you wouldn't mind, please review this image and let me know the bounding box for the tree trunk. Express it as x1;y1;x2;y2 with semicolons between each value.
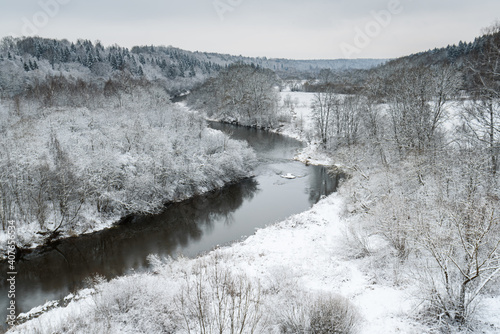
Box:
489;101;497;174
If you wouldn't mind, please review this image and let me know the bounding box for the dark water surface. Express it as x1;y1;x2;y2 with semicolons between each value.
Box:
1;122;341;327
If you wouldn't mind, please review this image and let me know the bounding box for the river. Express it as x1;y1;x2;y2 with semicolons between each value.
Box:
0;122;342;328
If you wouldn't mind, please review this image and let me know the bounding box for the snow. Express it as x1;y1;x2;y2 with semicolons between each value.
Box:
222;195;430;333
9;182;500;333
0;101;256;256
275;91;316;141
479;297;500;330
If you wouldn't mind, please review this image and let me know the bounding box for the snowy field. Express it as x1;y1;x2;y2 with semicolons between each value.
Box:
276;91;316;141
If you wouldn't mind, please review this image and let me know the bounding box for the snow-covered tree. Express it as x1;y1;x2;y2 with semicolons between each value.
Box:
462;23;500;174
385;64;461;157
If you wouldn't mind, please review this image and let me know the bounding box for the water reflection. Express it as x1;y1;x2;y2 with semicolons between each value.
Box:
308;167;344;204
208;122;303;161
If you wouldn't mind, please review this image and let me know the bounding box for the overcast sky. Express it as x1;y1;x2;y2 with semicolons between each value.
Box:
1;0;499;59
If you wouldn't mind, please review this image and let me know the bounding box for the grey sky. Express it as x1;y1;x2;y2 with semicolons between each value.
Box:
1;0;498;59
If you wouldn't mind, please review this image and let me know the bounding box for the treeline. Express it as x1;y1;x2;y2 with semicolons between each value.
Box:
3;36;222;79
0;98;256;247
312;25;500;171
299;27;500;96
396;28;497;66
20;72;179;112
0;36;223;103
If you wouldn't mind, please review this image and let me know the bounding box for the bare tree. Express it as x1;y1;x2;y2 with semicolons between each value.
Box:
189;64;280;128
311;91;362;149
418;160;500;324
176;254;264;334
336;95;362;147
386;65;461;157
311;90;336;148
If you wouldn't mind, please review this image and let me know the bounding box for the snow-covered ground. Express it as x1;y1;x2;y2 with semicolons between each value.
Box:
8;195;430;333
7;92;500;333
9;188;500;333
276;90;338;168
276;91;316;141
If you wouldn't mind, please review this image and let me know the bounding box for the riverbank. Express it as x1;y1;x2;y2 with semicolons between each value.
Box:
8;192;426;333
5;93;420;333
11;180;500;333
4;113;343;331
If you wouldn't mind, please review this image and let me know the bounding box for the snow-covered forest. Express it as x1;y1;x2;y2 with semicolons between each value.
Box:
3;23;500;334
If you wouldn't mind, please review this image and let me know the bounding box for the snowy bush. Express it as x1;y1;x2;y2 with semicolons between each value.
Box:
176;253;265;334
89;275;180;333
372;191;415;261
279;293;361;334
342;222;373;259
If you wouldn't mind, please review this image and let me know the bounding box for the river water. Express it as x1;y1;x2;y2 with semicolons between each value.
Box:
1;122;341;328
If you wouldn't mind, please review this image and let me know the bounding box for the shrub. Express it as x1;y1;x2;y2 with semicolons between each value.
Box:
280;294;361;334
176;254;265;334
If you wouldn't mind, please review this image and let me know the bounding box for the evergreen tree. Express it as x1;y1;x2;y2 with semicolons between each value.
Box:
62;47;71;62
35;43;43;59
116;53;124;70
87;51;95;68
110;55;117;70
139;54;146;65
160;59;167;70
167;64;177;79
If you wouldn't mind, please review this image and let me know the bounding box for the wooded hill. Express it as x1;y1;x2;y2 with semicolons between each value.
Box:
0;36;386;104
